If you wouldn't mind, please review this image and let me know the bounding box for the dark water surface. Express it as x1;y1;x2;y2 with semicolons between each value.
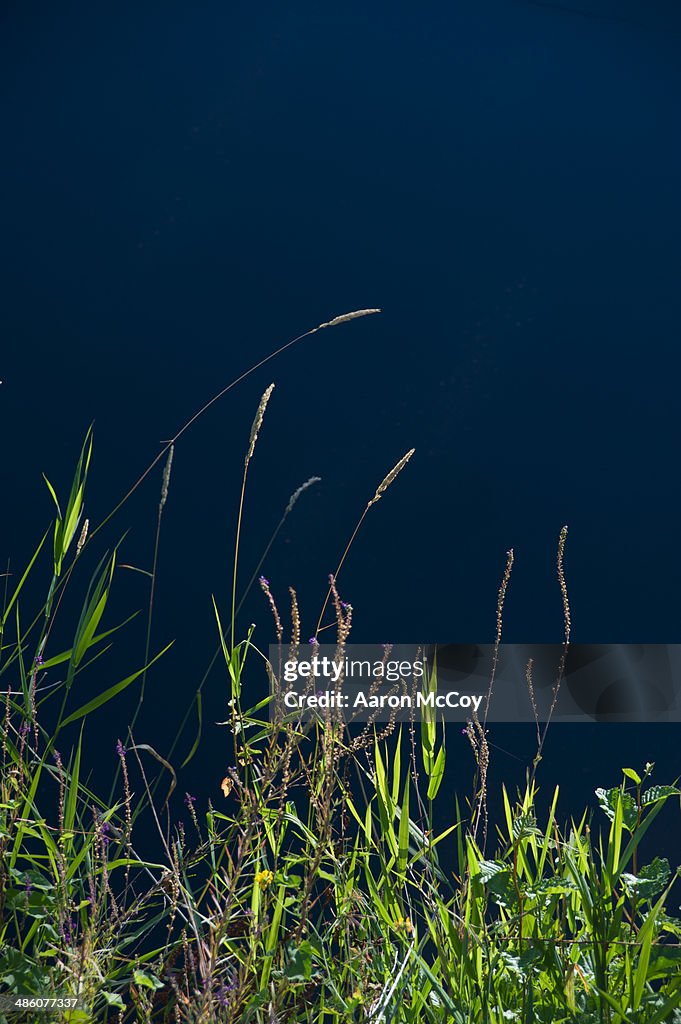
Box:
2;0;680;857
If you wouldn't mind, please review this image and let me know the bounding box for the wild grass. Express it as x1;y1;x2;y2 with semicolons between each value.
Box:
1;310;681;1023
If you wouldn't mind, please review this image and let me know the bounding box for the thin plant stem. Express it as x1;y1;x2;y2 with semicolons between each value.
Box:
88;310;379;545
129;446;175;740
315;511;368;639
529;524;571;790
231;471;249;654
231;384;274;649
315;448;415;638
153;478;321;791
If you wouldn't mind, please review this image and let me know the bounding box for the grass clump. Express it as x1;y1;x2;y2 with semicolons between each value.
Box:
1;311;681;1023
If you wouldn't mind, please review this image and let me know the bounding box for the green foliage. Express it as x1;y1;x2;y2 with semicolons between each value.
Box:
1;369;680;1022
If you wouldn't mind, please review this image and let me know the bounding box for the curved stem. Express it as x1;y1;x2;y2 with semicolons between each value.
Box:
89;323;322;543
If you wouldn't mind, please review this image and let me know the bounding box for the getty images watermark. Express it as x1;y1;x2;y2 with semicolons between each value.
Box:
269;644;681;723
269;645;486;724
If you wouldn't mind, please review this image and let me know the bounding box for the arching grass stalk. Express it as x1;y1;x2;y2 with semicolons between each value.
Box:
5;310;381;689
88;309;381;546
315;447;415;638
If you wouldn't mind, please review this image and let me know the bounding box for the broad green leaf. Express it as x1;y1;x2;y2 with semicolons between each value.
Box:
642;784;680;806
427;743;446;800
132;970;163;991
45;427;93;577
100;992;125;1009
596;786;638;831
72;553;116;669
621;858;671;903
38;611;140;669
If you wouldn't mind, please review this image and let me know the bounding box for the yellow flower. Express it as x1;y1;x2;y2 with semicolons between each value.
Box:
394;915;413;933
255;869;274;890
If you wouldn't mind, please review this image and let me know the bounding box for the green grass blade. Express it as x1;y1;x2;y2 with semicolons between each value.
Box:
0;528;49;629
180;691;203;769
72;552;116;669
427;743;446;801
59;641;173;728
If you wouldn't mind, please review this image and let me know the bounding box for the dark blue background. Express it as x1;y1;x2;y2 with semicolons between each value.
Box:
2;0;680;855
